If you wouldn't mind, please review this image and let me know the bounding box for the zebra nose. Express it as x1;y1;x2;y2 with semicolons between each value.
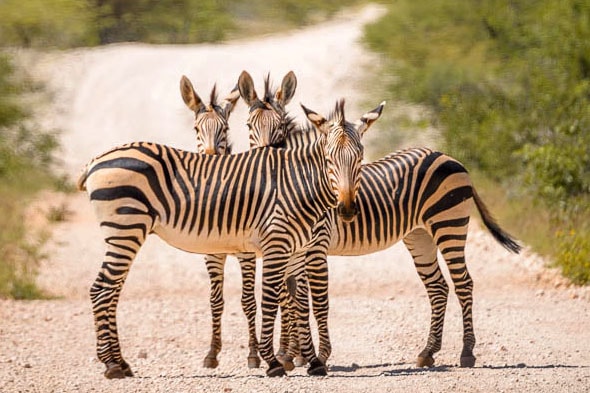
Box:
337;201;358;222
204;147;217;155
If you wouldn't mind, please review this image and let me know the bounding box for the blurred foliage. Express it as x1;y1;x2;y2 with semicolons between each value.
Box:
0;54;57;298
365;0;590;284
0;0;362;47
92;0;234;44
0;0;98;48
0;1;364;298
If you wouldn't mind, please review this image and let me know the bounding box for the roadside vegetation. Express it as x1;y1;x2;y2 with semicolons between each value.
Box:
364;0;590;284
0;0;362;298
0;54;60;298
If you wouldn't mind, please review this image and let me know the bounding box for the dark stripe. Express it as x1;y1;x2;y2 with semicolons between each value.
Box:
223;156;247;234
100;221;148;240
206;157;228;235
423;186;473;222
90;156;171;220
430;217;470;238
105;252;133;261
409;152;442;226
418;159;467;216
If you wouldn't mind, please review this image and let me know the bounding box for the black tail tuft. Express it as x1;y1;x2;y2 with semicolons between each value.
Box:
472;187;522;254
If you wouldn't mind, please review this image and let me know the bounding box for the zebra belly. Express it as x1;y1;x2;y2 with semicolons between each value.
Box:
326;219;418;256
152;225;259;255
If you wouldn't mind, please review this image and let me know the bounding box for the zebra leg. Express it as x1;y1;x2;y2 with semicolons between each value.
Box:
235;252;261;368
292;272;327;376
276;299;291;363
403;229;449;368
203;253;227;368
276;279;297;371
437;231;476;367
258;255;287;377
282;250;326;376
90;233;144;379
305;239;331;364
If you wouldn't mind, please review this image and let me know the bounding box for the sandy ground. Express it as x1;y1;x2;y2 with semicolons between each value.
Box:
2;4;590;392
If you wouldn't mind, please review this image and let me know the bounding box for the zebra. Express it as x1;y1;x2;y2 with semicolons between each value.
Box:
179;75;263;369
239;73;522;369
77;95;378;378
179;72;299;369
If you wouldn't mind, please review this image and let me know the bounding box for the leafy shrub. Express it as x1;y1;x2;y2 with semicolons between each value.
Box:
364;0;590;284
556;225;590;285
0;54;57;298
0;0;98;48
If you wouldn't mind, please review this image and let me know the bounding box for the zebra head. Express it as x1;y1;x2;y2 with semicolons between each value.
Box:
302;100;384;222
238;70;297;149
180;75;240;155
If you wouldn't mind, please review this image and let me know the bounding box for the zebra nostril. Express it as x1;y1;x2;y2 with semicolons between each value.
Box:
337;202;357;222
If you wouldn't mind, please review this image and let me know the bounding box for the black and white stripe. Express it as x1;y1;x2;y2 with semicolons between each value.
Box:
180;75;261;369
78;97;368;378
243;76;521;368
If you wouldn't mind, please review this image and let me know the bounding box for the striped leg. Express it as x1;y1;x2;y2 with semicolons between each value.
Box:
235;252;261;368
276;277;299;371
435;220;476;367
90;220;148;379
204;252;260;368
306;237;331;364
278;229;331;367
293;270;327;376
403;228;449;368
285;250;326;375
203;253;227;368
258;251;288;377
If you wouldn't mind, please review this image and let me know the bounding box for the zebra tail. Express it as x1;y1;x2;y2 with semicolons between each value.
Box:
76;165;89;191
471;186;522;254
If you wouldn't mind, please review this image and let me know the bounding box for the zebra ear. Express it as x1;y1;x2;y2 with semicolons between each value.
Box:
180;75;204;113
301;103;328;133
275;71;297;107
220;85;240;117
357;101;385;137
238;71;259;107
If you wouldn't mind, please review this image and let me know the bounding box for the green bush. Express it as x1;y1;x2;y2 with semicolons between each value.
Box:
556;224;590;285
0;0;98;47
0;54;57;299
364;0;590;284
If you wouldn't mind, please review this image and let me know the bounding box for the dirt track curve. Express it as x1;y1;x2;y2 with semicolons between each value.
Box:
1;4;589;393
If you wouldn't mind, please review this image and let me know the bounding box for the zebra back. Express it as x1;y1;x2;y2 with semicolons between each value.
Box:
80;136;343;254
236;81;520;254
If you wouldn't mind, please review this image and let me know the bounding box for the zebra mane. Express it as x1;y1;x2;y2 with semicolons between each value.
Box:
333;99;346;125
263;73;273;103
209;84;218;109
289;100;352;142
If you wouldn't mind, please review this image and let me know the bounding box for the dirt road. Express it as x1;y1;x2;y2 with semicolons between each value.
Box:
1;4;589;392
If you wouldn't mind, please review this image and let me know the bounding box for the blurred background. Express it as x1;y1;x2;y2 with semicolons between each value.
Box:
1;0;589;299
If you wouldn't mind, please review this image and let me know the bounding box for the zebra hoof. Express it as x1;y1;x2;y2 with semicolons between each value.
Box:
307;359;327;376
460;355;476;368
294;355;307;367
120;360;134;377
416;355;435;368
104;363;126;379
203;356;219;369
276;354;295;371
247;355;261;369
266;361;286;377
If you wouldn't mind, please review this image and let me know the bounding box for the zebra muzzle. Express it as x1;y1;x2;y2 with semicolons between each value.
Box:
336;201;358;222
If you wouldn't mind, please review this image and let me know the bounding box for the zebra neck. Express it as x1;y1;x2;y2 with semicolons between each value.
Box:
279;138;336;217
